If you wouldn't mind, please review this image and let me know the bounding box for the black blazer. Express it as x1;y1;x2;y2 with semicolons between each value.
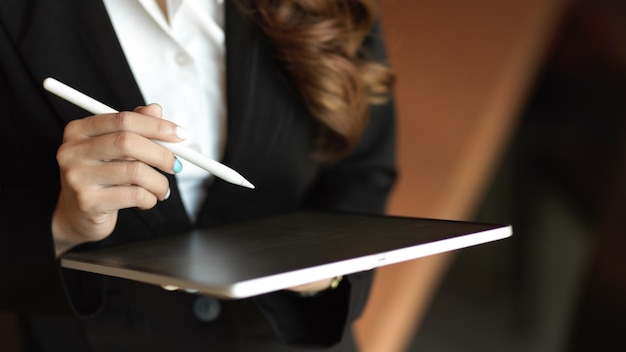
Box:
0;1;396;351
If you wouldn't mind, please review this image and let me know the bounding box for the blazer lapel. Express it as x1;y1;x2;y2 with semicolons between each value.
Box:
195;1;263;227
196;2;319;227
221;0;260;167
16;1;143;123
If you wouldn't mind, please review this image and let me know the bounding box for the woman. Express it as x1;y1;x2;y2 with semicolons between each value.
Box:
0;0;396;350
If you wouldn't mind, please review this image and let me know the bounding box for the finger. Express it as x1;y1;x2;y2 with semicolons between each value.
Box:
77;184;162;214
64;110;188;143
93;160;171;201
61;160;171;210
64;131;180;175
108;185;160;210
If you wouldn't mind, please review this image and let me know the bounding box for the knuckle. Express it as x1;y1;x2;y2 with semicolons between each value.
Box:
113;111;135;131
160;148;174;168
63;167;79;185
75;191;94;213
124;161;144;181
157;120;173;136
128;186;145;203
64;119;81;138
56;144;70;165
129;187;157;209
113;131;134;151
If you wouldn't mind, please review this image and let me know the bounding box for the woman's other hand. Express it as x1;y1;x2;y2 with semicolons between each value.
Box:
287;276;343;297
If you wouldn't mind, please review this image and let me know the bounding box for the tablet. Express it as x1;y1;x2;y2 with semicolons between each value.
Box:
60;211;511;299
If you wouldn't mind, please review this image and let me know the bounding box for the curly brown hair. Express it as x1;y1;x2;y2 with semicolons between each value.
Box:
239;0;395;160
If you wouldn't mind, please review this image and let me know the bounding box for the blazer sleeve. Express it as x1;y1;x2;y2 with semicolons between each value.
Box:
254;20;397;347
0;18;80;314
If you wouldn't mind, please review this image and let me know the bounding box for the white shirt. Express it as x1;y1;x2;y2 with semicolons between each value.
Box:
102;0;226;220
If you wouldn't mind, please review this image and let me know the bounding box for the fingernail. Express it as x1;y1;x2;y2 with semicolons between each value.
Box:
163;188;171;200
173;158;183;173
176;126;189;140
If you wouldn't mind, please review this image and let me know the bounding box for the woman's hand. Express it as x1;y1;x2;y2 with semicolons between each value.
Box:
287;276;343;296
52;104;187;256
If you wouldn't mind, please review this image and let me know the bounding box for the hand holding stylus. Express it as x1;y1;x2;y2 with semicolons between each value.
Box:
43;77;254;255
51;103;187;255
43;77;254;189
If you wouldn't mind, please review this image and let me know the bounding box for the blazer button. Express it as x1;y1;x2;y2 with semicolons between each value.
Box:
193;296;221;322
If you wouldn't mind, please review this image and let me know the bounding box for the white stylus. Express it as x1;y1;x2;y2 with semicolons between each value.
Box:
43;77;255;189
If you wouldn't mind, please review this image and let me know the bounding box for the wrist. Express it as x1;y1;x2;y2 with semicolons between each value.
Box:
51;207;87;257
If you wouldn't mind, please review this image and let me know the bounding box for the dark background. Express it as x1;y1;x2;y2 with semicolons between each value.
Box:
408;0;626;350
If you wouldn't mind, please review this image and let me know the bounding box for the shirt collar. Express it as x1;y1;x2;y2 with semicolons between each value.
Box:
136;0;184;28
